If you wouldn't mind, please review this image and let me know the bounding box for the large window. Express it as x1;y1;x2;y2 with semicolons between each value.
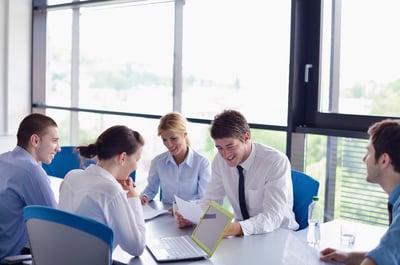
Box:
32;0;400;227
182;0;291;125
45;0;175;151
305;135;388;226
47;1;174;115
37;0;292;200
309;0;399;227
320;0;400;117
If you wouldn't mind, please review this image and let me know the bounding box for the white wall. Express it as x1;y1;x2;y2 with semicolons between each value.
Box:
0;0;31;150
0;135;16;153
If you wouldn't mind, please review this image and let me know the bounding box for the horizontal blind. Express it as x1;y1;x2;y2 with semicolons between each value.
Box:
338;138;388;227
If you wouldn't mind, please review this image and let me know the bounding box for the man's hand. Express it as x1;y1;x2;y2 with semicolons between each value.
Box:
224;222;244;237
174;210;194;228
320;248;368;265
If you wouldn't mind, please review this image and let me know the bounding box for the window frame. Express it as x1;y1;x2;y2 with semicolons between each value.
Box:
292;0;398;139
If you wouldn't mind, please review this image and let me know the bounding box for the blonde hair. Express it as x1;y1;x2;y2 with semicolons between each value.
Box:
158;112;191;146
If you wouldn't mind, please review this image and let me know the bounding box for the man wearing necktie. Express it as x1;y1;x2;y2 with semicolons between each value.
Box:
175;110;299;236
320;119;400;265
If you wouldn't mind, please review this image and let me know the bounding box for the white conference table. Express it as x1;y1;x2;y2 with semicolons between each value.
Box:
113;203;312;265
48;176;387;265
112;203;388;265
295;219;388;253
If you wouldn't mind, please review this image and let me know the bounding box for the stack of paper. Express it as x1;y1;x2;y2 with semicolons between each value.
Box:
142;204;169;221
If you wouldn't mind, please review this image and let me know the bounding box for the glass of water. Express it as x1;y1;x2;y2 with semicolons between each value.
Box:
340;221;356;247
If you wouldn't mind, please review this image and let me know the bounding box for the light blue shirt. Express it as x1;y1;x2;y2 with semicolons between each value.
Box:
140;147;211;204
367;183;400;264
0;146;57;261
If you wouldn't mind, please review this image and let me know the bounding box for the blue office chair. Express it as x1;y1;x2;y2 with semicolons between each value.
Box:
42;146;136;180
42;146;95;178
291;169;320;230
23;205;114;265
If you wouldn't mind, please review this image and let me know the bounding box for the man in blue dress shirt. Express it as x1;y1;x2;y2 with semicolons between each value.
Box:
320;119;400;265
0;113;60;262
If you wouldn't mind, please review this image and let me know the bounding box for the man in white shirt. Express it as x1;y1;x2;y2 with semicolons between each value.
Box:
177;109;298;236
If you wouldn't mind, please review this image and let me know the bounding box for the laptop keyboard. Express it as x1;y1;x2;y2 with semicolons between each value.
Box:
161;236;204;257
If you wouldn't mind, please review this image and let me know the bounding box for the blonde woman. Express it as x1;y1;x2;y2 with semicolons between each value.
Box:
140;112;211;205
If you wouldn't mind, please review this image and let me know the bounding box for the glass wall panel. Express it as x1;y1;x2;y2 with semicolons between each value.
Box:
47;10;72;107
34;0;391;225
336;138;387;226
182;0;291;126
320;0;400;117
46;1;174;115
46;108;215;194
251;129;286;154
305;134;388;226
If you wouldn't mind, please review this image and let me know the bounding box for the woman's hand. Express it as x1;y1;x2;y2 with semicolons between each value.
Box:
117;178;138;198
140;196;149;205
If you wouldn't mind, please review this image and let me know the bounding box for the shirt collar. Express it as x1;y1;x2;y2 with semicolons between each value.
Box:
165;147;194;167
239;142;255;171
389;182;400;205
14;145;38;164
86;164;120;185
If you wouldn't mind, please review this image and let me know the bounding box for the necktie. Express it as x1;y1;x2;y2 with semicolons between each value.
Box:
388;202;393;225
237;165;250;220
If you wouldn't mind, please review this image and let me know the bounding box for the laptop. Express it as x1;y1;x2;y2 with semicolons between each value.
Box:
146;201;234;262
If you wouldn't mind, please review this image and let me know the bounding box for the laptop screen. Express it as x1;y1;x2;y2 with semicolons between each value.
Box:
191;201;234;256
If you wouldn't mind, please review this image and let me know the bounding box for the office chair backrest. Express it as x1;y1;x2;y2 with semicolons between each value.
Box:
42;146;94;178
23;205;114;265
42;146;136;180
291;170;320;230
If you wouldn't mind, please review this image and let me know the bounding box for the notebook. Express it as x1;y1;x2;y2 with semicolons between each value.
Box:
146;201;234;262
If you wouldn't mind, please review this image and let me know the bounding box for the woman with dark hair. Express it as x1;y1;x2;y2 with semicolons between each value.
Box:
58;125;146;257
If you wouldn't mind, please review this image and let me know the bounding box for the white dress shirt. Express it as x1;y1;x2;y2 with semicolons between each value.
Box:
200;142;299;235
58;164;146;256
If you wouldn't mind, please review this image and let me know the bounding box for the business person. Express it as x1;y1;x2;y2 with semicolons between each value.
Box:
0;113;60;262
140;112;211;205
176;109;298;236
58;125;146;257
320;119;400;265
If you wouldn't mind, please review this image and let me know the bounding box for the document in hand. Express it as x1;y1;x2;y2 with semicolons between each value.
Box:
174;195;203;223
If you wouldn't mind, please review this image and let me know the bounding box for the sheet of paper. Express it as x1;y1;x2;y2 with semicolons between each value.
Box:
142;204;169;221
174;195;203;224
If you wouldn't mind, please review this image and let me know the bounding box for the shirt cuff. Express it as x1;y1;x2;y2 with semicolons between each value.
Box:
239;219;253;236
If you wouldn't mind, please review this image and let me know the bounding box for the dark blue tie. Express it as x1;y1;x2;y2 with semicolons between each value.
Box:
237;165;249;220
388;202;393;225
